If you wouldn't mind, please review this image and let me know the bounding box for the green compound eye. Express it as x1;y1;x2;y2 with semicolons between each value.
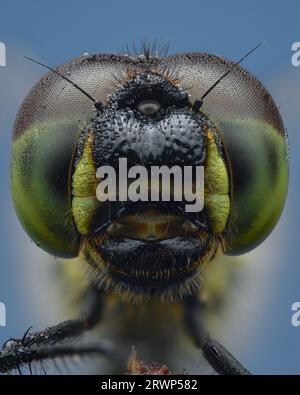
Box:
219;117;288;255
10;52;288;265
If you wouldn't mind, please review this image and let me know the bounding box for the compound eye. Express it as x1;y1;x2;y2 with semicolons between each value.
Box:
137;100;161;115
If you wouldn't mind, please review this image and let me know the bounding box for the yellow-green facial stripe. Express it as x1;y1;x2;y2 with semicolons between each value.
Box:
204;127;230;234
72;133;99;235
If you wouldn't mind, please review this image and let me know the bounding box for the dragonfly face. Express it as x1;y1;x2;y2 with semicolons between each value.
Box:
11;50;289;302
74;71;223;299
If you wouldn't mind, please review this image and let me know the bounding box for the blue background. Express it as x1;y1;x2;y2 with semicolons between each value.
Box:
0;0;300;374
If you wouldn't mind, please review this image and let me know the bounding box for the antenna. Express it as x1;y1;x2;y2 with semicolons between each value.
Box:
24;56;103;111
193;42;262;111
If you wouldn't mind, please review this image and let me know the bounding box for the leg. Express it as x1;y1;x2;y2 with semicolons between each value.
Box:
0;287;112;374
0;344;111;374
183;294;251;375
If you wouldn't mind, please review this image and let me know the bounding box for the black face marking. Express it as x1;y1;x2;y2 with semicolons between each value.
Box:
76;72;207;170
90;107;206;169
